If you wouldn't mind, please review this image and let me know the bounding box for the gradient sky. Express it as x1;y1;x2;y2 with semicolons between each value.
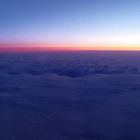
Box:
0;0;140;45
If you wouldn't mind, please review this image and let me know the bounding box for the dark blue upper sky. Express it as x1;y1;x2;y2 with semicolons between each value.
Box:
0;0;140;44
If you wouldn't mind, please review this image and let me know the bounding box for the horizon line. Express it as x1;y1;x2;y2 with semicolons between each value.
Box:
1;43;140;51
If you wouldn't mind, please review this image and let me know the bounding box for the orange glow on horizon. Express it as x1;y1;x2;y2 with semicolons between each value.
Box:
0;43;140;51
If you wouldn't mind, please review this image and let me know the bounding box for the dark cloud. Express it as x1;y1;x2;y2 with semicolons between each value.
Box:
0;51;140;140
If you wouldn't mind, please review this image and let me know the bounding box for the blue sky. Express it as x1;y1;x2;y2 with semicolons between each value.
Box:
0;0;140;44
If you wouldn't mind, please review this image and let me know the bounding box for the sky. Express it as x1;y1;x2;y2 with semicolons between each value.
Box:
0;0;140;46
